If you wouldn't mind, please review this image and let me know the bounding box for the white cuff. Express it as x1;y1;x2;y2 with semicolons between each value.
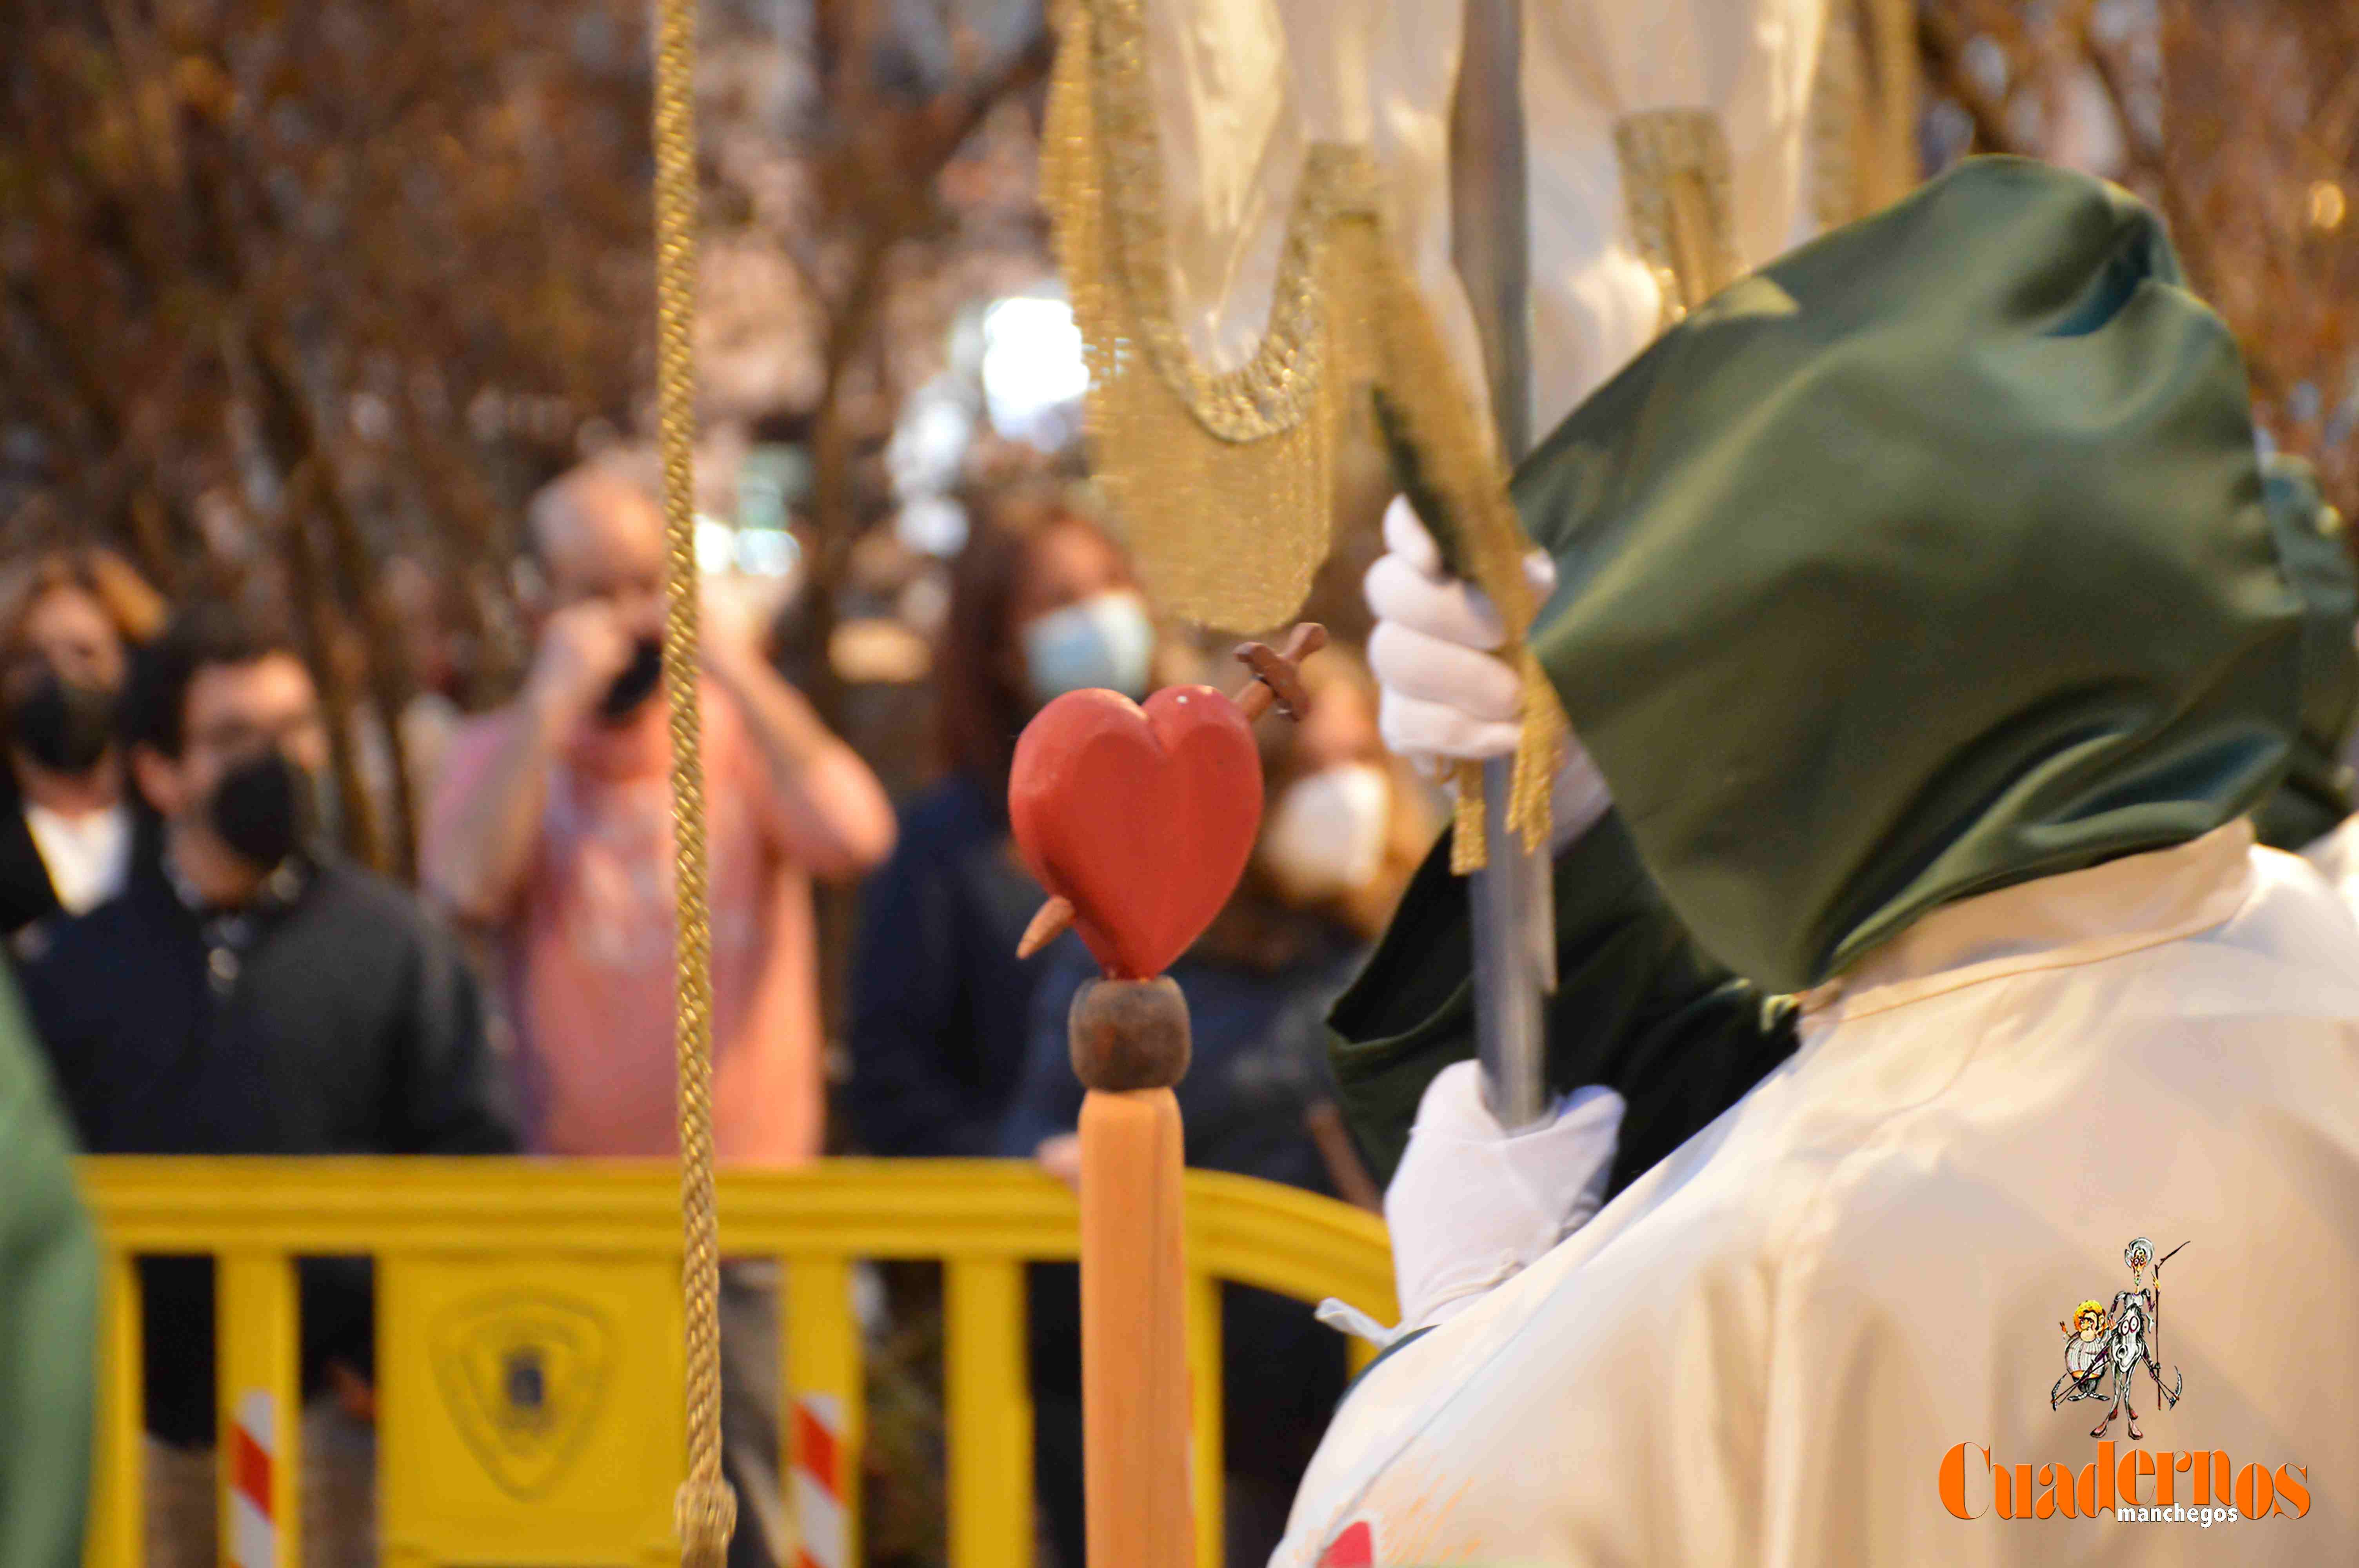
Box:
1314;1298;1404;1350
1550;733;1614;854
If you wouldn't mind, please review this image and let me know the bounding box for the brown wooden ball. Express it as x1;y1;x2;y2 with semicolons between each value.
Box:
1067;976;1191;1091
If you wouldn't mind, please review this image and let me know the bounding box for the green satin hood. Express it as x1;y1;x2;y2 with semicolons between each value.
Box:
2253;452;2359;850
1514;157;2303;993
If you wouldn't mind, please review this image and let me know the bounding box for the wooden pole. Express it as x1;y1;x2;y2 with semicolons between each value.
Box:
1030;625;1327;1567
1071;978;1195;1568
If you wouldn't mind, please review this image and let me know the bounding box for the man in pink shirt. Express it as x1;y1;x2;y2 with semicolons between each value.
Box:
424;462;894;1568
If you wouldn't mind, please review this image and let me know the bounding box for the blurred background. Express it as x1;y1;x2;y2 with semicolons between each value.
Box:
5;0;2354;873
3;2;2355;1564
5;0;2353;898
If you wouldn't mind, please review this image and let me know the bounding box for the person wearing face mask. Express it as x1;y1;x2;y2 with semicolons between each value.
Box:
422;460;894;1568
836;487;1152;1565
995;649;1430;1568
845;485;1155;1161
1252;652;1440;956
17;600;514;1568
0;547;165;940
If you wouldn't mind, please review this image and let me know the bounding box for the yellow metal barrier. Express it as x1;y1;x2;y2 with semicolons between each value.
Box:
80;1158;1394;1568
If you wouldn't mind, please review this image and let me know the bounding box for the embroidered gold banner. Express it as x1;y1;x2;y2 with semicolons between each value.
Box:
1044;0;1564;862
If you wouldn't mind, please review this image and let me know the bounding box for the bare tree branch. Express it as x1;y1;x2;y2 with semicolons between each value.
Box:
1917;7;2022;156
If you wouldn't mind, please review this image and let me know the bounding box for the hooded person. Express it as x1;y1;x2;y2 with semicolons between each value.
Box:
1276;157;2359;1566
2254;453;2359;914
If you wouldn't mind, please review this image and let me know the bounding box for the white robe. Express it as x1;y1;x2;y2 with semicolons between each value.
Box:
1278;820;2359;1563
2301;813;2359;925
1144;0;1830;433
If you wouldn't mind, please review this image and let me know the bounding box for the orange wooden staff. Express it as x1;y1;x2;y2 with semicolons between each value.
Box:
1067;976;1195;1568
1015;625;1326;1568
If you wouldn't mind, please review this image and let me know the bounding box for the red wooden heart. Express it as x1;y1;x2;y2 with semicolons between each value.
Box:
1009;685;1263;979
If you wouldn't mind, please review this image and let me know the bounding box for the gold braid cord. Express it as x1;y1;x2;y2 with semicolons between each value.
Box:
653;0;734;1561
1044;0;1563;862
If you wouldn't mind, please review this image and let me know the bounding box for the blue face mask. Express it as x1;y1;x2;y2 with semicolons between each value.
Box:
1021;590;1155;705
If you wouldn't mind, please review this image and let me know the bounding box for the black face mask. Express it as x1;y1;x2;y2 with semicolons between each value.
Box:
209;750;316;870
600;636;665;724
10;670;119;775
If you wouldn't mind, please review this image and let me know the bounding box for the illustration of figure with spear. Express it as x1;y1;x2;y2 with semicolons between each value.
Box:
2102;1238;2187;1440
2056;1238;2186;1440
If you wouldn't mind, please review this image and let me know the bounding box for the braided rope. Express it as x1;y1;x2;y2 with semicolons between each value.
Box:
652;0;735;1561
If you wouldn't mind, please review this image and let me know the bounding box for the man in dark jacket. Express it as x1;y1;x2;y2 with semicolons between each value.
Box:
18;600;513;1568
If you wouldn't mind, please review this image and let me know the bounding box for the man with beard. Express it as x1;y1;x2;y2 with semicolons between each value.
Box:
422;461;895;1568
18;601;514;1568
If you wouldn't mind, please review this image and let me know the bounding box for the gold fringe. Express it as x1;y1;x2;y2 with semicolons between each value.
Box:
1807;0;1870;230
1045;0;1561;862
1354;232;1565;867
1045;0;1374;632
1451;761;1485;872
1614;109;1743;329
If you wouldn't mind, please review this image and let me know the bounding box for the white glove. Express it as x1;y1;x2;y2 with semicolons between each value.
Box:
1383;1060;1624;1335
1365;495;1612;850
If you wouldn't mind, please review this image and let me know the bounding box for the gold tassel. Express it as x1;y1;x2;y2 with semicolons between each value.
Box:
1358;240;1564;868
1451;761;1486;872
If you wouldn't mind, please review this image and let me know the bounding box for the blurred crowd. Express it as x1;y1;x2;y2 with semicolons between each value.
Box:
0;459;1431;1568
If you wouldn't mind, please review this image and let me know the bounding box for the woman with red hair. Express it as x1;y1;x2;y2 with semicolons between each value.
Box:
844;483;1154;1160
0;546;165;936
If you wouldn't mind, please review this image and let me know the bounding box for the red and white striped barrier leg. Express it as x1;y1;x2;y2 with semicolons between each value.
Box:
791;1393;847;1568
228;1390;277;1568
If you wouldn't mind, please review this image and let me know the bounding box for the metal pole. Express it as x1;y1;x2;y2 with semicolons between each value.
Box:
1450;0;1554;1129
1452;0;1532;462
